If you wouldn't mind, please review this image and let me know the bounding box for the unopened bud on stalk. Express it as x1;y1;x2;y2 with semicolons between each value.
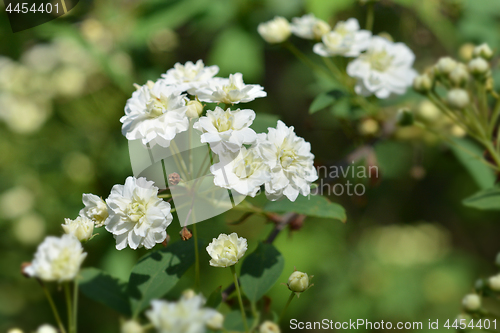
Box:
287;270;310;293
436;57;458;75
413;73;434;93
449;64;469;87
488;274;500;291
121;320;144;333
186;100;204;118
259;321;281;333
358;118;379;135
468;57;490;77
447;89;470;109
459;43;475;62
473;43;494;60
7;329;23;333
206;312;224;331
462;294;481;312
36;325;57;333
312;21;331;40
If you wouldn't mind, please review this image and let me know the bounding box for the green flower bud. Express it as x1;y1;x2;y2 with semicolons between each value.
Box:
489;274;500;291
473;43;494;60
206;312;224;331
449;64;469;87
186;100;204;118
462;294;481;312
468;57;490;77
121;320;144;333
447;89;470;109
413;73;434;93
287;271;310;293
435;57;457;75
259;321;281;333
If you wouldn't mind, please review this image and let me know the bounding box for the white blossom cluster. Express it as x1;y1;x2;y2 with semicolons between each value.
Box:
258;14;417;98
121;60;318;201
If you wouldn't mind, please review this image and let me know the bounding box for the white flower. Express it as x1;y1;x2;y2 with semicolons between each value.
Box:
36;325;57;333
79;193;109;228
105;176;173;250
462;294;481;312
191;73;266;105
346;36;417;98
193;106;257;154
257;121;318;201
290;14;330;40
313;18;371;57
259;321;281;333
211;147;271;196
146;293;222;333
62;215;94;241
258;16;291;44
24;234;87;282
120;80;189;148
206;233;248;268
161;60;219;92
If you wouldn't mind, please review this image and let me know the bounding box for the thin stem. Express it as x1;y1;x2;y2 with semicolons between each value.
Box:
283;42;331;80
170;141;190;181
73;282;78;333
250;301;260;332
322;57;344;82
64;283;73;333
193;223;200;291
230;265;249;333
279;292;296;323
489;97;500;137
41;282;67;333
365;2;375;31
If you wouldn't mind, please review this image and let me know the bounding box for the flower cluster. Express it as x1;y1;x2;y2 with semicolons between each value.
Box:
121;60;318;201
258;14;417;98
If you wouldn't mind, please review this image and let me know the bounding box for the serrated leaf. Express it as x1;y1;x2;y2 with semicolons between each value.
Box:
206;286;222;309
240;243;285;302
264;195;346;223
79;268;131;316
463;188;500;210
127;240;198;316
310;90;344;114
450;138;495;190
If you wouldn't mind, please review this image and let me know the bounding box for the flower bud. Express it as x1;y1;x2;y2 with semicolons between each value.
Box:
417;100;440;122
206;312;224;330
7;329;23;333
287;271;310;293
312;20;331;40
488;274;500;291
36;325;57;333
258;17;291;44
459;43;475;62
358;118;379;135
435;57;457;75
121;320;144;333
473;43;494;60
182;289;196;299
449;64;469;87
62;215;94;242
413;73;434;93
186;100;203;118
462;294;481;312
447;89;470;109
468;57;490;77
259;321;281;333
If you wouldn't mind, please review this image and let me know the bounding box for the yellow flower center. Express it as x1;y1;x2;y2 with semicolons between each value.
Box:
127;202;146;223
363;50;394;72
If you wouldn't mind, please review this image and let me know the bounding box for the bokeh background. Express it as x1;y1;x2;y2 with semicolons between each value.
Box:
2;0;500;332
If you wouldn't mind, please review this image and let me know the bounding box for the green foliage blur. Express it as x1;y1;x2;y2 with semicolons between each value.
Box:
1;0;500;332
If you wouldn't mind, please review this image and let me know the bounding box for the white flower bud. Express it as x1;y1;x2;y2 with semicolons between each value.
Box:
449;64;469;87
312;20;331;40
287;271;309;293
418;100;440;122
436;57;457;75
121;320;144;333
468;57;490;76
459;43;475;62
206;312;224;330
447;89;470;109
7;329;24;333
489;274;500;291
36;325;57;333
258;17;291;44
62;215;94;242
186;100;204;118
462;294;481;312
413;73;433;93
182;289;196;299
259;321;281;333
473;43;494;60
358;118;379;135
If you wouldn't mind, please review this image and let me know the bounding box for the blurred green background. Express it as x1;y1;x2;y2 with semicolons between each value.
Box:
2;0;500;332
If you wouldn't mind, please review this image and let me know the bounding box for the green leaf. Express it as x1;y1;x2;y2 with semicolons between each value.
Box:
127;240;198;316
79;268;131;316
309;90;344;114
240;243;285;303
463;187;500;210
330;97;350;119
264;195;346;223
223;310;253;331
374;141;413;179
450;138;495;190
206;286;223;309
